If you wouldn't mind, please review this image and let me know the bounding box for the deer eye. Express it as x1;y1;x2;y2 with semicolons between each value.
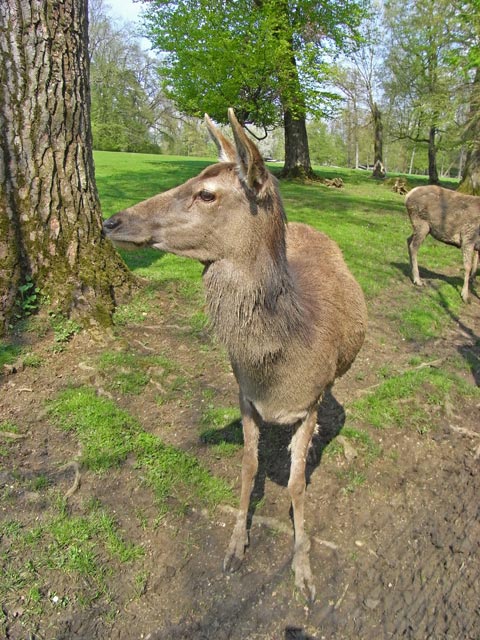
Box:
198;189;216;202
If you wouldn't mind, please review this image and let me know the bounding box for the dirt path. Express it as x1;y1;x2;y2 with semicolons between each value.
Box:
1;284;479;640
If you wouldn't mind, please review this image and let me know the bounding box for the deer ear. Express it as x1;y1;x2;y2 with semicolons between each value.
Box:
205;114;236;163
228;108;269;195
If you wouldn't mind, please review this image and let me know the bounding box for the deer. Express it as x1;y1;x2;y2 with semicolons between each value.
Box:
103;109;367;602
405;185;480;302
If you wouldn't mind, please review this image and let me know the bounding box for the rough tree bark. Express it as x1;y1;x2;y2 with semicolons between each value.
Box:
262;1;314;181
0;0;131;335
459;145;480;195
281;107;314;180
427;125;440;185
458;67;480;195
371;102;386;179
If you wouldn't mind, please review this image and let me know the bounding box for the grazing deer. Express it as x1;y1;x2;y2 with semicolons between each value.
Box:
405;185;480;302
103;109;367;601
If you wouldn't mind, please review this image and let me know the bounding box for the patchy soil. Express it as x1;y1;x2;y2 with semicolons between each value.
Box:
1;271;479;640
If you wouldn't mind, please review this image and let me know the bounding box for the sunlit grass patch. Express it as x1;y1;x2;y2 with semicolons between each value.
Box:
48;387;137;470
0;421;21;460
113;283;159;325
97;351;151;395
199;406;243;456
134;431;233;510
390;281;463;341
0;499;143;625
47;386;233;509
324;426;382;464
96;350;183;396
351;367;479;431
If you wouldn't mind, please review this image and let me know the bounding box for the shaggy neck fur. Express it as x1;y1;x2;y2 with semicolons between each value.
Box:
202;242;308;369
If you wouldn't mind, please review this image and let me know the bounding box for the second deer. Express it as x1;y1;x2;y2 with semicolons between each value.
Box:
406;185;480;302
103;109;367;601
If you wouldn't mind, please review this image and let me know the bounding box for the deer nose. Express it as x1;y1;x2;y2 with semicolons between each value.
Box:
103;216;121;231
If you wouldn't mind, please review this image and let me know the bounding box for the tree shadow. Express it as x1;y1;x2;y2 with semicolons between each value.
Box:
434;285;480;386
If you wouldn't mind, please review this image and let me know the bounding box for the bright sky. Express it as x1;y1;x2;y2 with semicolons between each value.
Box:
107;0;143;23
105;0;152;50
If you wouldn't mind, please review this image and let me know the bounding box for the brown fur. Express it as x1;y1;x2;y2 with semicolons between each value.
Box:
405;185;480;301
103;109;367;601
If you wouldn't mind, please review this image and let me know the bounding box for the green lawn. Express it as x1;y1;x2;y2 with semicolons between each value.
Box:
95;151;464;338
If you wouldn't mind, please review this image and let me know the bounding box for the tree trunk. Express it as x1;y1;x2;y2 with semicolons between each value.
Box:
280;108;314;179
371;102;386;179
458;67;480;195
276;31;314;180
458;145;480;195
457;146;465;181
0;0;132;334
409;147;416;175
427;126;440;185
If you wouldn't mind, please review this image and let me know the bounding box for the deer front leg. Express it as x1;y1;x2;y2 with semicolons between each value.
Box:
223;393;260;573
288;409;318;602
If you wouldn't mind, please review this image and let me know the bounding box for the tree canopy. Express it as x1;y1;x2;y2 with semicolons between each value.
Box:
141;0;367;127
139;0;367;177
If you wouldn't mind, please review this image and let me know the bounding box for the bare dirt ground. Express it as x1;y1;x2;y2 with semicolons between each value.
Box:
1;270;479;640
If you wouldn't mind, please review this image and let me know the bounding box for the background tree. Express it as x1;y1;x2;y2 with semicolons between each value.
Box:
89;0;163;153
459;68;480;193
334;12;387;178
140;0;367;178
0;0;131;335
383;0;461;184
454;0;480;194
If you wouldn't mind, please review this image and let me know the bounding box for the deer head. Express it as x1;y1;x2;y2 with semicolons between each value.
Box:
102;109;284;266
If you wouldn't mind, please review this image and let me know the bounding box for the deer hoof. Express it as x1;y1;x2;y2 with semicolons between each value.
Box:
223;551;244;573
292;549;316;603
223;533;248;573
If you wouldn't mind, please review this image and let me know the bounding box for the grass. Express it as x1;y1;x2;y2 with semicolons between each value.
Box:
95;151;464;333
199;405;243;456
350;366;480;432
0;498;143;625
0;343;22;367
324;426;382;464
48;386;233;509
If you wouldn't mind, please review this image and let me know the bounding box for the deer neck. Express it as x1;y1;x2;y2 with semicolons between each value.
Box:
202;245;305;366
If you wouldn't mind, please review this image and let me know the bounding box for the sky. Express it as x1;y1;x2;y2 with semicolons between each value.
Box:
105;0;151;50
107;0;143;24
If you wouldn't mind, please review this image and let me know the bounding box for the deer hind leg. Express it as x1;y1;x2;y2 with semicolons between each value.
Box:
288;409;318;602
407;220;430;286
223;393;260;573
407;220;430;287
469;249;478;283
461;244;474;302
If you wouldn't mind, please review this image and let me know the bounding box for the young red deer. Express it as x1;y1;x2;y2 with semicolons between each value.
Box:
405;185;480;302
103;110;367;601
